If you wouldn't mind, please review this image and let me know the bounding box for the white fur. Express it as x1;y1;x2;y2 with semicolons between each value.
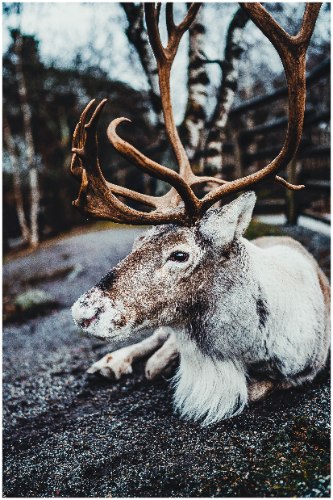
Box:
145;333;178;380
87;348;134;379
173;335;248;426
243;238;326;379
72;287;126;339
199;191;256;243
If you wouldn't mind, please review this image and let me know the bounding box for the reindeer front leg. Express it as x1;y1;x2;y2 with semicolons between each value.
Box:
145;333;178;380
87;327;175;379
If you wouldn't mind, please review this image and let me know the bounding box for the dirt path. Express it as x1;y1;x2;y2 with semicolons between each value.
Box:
3;226;330;497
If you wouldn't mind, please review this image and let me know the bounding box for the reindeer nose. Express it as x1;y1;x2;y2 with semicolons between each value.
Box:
71;288;105;328
79;313;99;329
71;300;101;329
71;287;126;336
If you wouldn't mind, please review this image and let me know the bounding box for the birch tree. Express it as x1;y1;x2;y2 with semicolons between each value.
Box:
121;3;165;147
3;115;30;243
121;4;249;186
181;6;210;166
13;30;40;248
202;7;249;175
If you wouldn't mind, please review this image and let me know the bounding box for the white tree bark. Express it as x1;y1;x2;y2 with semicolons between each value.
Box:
182;6;210;165
203;8;249;175
3;116;31;243
14;32;40;247
121;3;164;138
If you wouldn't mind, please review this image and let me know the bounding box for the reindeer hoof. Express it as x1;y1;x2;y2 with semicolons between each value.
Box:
87;350;133;380
248;380;275;402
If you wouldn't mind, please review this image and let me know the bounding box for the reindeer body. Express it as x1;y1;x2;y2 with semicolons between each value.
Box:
72;193;330;425
174;237;330;424
69;4;325;424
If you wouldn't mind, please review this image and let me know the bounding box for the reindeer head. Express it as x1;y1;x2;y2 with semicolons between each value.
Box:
72;192;256;340
71;3;320;342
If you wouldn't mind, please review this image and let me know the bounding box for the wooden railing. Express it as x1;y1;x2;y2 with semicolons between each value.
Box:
230;58;330;117
228;58;330;225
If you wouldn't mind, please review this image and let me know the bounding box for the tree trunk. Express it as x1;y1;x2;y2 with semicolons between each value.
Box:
14;32;40;248
3;116;31;244
181;6;210;167
121;3;164;142
203;8;249;176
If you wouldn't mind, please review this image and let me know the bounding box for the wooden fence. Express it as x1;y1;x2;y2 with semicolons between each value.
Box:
227;58;330;225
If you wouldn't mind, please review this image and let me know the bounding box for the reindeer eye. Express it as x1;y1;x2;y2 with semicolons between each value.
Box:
168;251;189;262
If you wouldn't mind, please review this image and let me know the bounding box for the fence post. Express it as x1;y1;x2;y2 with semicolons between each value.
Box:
286;157;301;225
231;121;245;181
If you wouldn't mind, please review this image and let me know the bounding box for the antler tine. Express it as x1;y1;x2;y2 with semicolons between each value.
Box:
200;2;321;214
71;98;107;162
156;2;162;24
177;4;202;35
165;3;175;38
95;3;206;226
71;99;197;226
297;4;323;47
164;3;202;40
70;122;83;178
71;99;99;178
85;98;107;130
72;4;320;227
93;2;204;222
144;3;165;63
73;105;163;209
107;117;199;217
78;99;96;133
72;100;96;148
79;99;96;128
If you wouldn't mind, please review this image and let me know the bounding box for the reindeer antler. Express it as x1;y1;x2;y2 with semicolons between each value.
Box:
71;99;195;224
71;3;321;226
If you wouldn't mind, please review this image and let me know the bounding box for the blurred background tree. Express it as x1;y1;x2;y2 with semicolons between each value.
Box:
2;2;330;252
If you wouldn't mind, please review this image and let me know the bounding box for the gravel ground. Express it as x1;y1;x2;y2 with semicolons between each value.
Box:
3;224;330;497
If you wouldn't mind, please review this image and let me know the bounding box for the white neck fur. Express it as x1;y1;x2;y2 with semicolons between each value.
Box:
172;337;248;426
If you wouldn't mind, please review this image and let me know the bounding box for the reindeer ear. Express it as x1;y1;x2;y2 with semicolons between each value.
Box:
197;191;256;245
232;191;257;236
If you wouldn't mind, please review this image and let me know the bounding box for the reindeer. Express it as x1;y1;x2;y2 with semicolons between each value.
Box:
70;3;330;425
